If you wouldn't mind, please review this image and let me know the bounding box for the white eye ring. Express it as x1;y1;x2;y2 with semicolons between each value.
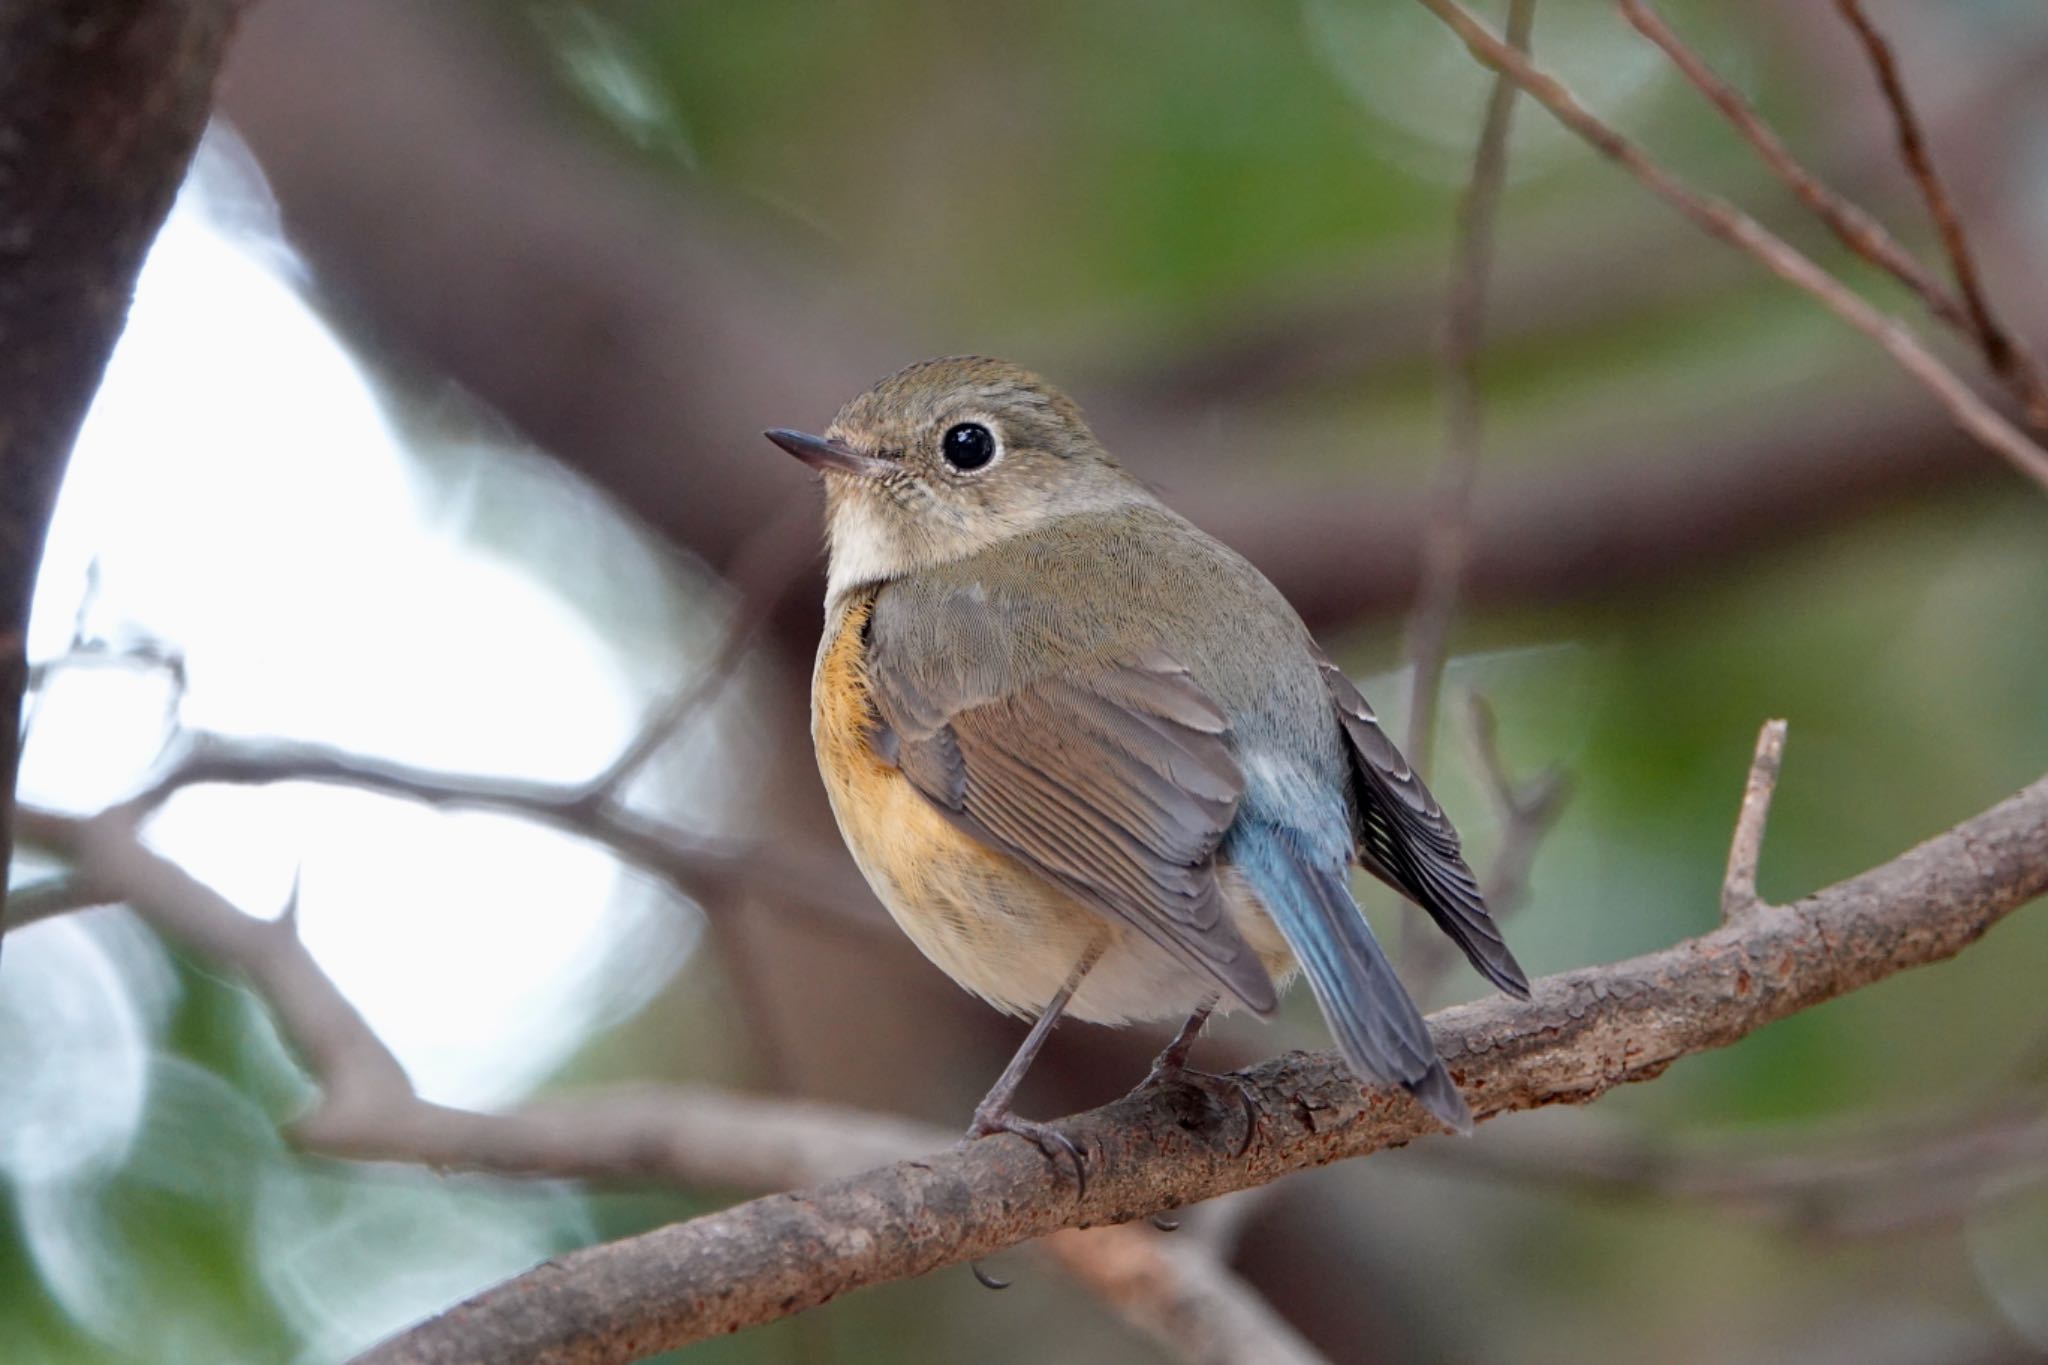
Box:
939;420;1000;473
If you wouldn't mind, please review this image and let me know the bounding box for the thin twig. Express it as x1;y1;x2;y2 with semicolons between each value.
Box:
1832;0;2048;427
1411;0;2048;494
1403;0;1537;782
110;730;881;940
1465;691;1571;912
1616;3;1965;333
577;622;755;808
1722;718;1788;920
1620;0;2048;430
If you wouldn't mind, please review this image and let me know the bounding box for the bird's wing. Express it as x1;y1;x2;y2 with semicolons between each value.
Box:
1312;648;1531;999
866;610;1277;1014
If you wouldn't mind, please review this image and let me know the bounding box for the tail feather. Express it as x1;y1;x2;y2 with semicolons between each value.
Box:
1232;824;1473;1134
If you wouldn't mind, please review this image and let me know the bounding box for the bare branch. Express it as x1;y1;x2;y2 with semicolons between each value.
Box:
1411;0;2048;494
18;805;414;1114
1722;718;1788;921
113;731;881;940
1616;4;1965;334
577;502;814;808
1620;0;2048;429
1403;0;1537;782
359;763;2048;1362
1042;1224;1330;1365
0;877;118;928
1832;0;2048;426
0;0;242;934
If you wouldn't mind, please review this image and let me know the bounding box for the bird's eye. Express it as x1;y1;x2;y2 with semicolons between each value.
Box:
940;422;997;471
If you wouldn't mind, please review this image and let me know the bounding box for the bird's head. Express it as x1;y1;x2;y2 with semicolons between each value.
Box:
766;356;1139;599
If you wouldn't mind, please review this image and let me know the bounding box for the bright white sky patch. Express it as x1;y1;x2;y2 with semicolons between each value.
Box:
5;129;703;1350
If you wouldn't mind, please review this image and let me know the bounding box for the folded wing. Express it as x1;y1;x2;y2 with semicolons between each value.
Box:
868;636;1278;1014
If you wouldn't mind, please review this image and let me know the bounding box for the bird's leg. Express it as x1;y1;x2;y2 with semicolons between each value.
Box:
1144;1000;1217;1082
1137;997;1262;1157
964;940;1103;1198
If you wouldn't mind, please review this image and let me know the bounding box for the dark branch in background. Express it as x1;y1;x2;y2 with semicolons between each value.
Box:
1619;0;2048;429
0;0;241;932
356;756;2048;1363
1403;0;1536;782
1831;0;2048;425
1446;1071;2048;1241
1409;0;2048;492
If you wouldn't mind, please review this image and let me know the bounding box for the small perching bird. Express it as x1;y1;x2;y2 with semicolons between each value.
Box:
766;356;1528;1171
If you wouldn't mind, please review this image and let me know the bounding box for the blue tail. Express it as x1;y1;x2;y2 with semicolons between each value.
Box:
1229;822;1472;1133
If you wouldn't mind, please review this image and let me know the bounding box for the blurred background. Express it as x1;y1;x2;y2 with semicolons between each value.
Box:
5;0;2048;1360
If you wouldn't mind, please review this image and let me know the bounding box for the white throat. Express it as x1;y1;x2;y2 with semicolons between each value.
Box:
823;496;909;602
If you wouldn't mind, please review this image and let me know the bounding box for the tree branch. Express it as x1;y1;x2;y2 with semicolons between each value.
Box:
0;0;241;930
1722;718;1788;920
1444;1085;2048;1240
1411;0;2048;493
358;765;2048;1362
105;729;881;941
1831;0;2048;425
1620;0;2048;429
1402;0;1536;782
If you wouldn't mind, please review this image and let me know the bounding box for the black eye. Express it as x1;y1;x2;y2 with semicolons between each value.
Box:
940;422;996;471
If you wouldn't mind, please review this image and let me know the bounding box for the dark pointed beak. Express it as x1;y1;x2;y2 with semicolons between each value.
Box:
764;428;893;478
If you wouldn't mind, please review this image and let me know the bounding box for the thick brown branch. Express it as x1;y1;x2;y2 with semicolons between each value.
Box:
1412;0;2048;494
360;769;2048;1362
0;0;240;929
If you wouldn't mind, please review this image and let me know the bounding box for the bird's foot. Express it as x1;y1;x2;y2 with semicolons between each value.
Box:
1137;1057;1262;1158
962;1105;1090;1201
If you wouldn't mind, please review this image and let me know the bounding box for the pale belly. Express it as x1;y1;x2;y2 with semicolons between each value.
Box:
848;825;1298;1025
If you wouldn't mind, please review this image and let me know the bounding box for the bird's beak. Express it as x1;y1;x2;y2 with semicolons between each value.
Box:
764;428;893;479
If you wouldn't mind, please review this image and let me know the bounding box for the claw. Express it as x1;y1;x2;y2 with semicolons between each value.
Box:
1149;1213;1182;1232
965;1112;1090;1202
969;1260;1010;1290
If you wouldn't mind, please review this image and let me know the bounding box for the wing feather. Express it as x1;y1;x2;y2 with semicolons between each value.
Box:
868;637;1277;1013
1313;649;1531;1000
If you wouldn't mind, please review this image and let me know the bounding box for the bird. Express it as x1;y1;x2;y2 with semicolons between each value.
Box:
764;356;1529;1173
